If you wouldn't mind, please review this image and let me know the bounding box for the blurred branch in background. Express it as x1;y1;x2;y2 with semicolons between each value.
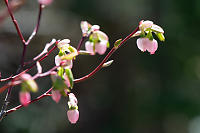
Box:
0;0;26;25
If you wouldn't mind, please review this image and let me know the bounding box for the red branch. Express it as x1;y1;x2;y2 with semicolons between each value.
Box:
6;88;53;114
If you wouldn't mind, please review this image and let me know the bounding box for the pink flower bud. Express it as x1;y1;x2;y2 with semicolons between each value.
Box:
80;21;89;36
38;0;53;5
95;41;107;55
85;41;95;55
20;73;38;92
20;73;32;81
67;109;79;124
19;91;31;107
51;90;61;103
136;38;158;54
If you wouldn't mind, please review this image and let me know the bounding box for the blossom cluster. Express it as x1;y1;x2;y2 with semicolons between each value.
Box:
16;20;165;124
133;20;165;54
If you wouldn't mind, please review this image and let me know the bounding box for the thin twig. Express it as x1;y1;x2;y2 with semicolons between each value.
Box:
0;43;57;83
6;88;53;114
77;36;86;51
0;1;44;121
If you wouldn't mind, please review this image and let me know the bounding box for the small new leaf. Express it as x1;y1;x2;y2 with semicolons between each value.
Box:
156;32;165;42
102;60;114;68
36;61;42;74
114;39;122;49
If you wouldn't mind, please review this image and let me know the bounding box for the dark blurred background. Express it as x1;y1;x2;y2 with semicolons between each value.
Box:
0;0;200;133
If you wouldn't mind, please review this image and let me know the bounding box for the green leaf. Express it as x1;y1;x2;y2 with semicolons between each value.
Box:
146;31;153;41
21;80;38;93
58;50;64;56
156;32;165;41
57;67;64;79
52;76;67;91
107;41;110;48
65;68;74;89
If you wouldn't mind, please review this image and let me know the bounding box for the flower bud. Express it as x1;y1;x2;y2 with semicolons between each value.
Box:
68;93;78;107
80;21;90;36
67;109;79;124
51;90;61;103
20;73;38;92
19;91;31;107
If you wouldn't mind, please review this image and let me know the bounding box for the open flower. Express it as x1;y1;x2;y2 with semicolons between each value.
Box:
55;55;73;69
132;20;165;54
137;38;158;54
85;30;109;55
19;91;31;107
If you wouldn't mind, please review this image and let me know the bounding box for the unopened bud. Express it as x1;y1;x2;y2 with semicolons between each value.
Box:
20;74;38;92
51;90;61;103
19;91;31;107
67;109;79;124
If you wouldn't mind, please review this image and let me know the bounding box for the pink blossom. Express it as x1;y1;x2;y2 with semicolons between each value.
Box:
93;31;108;41
85;41;95;55
136;38;158;54
95;41;107;55
80;21;89;36
51;90;61;103
67;109;79;124
19;91;31;107
57;39;70;50
38;0;53;5
85;30;109;55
